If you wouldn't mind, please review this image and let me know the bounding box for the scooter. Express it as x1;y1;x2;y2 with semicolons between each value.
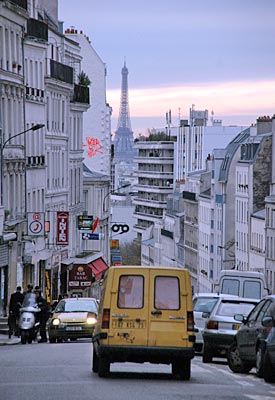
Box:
18;293;41;344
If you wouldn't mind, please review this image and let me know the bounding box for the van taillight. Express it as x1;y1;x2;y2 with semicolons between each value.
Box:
187;311;194;331
102;308;110;329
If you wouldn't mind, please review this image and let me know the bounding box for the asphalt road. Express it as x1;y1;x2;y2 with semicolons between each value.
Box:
0;340;275;400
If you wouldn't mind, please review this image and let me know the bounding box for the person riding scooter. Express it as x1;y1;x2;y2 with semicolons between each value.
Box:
18;292;41;344
35;289;49;343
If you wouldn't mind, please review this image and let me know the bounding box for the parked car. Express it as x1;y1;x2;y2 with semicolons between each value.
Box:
202;295;258;363
262;321;275;383
227;294;275;378
193;293;220;352
48;297;98;343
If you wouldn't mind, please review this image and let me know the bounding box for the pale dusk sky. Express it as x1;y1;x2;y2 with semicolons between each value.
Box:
58;0;275;134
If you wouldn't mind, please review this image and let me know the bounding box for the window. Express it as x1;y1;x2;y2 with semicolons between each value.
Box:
256;300;272;323
154;276;180;310
217;300;256;317
243;280;261;299
193;297;218;313
221;279;240;296
246;300;266;323
118;275;143;309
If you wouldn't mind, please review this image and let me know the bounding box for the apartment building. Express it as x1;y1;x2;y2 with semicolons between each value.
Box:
133;141;174;239
0;0;91;313
64;28;112;177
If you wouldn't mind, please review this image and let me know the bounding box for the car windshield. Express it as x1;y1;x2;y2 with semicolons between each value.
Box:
22;293;37;307
217;300;257;317
55;299;98;313
193;297;219;313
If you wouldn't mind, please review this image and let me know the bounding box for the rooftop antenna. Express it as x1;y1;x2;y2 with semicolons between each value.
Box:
211;110;214;125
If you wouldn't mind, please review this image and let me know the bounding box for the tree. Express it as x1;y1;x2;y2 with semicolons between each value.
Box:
120;241;141;265
78;71;91;86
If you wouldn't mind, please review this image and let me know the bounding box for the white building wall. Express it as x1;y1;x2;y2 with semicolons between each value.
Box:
198;197;212;292
250;214;265;273
235;164;250;271
65;29;112;176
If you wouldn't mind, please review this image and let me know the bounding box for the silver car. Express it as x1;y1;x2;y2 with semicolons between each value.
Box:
193;293;220;352
202;295;259;363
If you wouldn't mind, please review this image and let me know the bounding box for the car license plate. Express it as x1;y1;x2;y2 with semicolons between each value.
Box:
65;326;82;331
232;324;240;330
112;320;145;329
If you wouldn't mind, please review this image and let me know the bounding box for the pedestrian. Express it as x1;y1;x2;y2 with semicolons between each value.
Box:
23;283;33;295
63;293;69;299
8;286;24;337
35;289;49;343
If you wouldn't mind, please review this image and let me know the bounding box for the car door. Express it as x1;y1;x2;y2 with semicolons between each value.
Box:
148;270;188;348
108;270;149;346
237;299;266;358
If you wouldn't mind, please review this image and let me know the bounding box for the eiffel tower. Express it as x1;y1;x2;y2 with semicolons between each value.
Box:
113;61;136;162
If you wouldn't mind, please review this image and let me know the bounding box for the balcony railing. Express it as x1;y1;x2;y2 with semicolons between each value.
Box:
161;228;174;239
50;60;73;84
72;84;90;104
9;0;27;10
26;18;48;42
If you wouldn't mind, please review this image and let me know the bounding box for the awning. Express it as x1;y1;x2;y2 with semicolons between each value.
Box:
90;258;109;281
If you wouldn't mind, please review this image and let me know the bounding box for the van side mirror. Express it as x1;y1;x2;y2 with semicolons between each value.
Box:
262;316;275;328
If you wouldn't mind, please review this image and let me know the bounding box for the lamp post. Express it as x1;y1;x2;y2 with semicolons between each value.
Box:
0;123;45;206
103;183;131;213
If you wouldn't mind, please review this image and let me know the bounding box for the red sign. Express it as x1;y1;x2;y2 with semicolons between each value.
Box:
56;212;69;245
69;264;93;289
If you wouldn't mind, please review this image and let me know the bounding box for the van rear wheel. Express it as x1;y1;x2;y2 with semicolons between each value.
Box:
98;357;110;378
172;359;191;380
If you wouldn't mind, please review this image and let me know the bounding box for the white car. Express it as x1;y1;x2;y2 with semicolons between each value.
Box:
202;294;259;363
193;293;220;352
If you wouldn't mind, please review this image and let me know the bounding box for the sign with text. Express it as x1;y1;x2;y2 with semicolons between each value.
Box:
69;264;93;289
56;212;69;245
82;233;105;240
78;215;93;230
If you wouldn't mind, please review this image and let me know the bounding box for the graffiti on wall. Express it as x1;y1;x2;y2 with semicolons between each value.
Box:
82;137;103;158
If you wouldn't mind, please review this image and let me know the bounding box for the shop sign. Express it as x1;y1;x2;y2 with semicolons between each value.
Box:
68;264;93;289
77;215;93;230
56;212;69;245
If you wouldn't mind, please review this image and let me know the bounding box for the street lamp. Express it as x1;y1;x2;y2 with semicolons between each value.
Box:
103;183;131;213
0;123;45;206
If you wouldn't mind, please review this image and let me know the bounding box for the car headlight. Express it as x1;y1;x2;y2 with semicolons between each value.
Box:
52;318;60;326
87;317;97;325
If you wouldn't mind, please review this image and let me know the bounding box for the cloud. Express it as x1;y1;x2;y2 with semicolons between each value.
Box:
107;79;275;119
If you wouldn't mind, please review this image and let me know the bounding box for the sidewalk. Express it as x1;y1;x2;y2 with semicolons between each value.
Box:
0;333;21;346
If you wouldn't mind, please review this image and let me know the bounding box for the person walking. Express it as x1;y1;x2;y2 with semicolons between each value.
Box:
35;289;49;343
8;286;24;337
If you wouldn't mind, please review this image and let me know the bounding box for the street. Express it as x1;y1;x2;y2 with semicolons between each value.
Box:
0;341;275;400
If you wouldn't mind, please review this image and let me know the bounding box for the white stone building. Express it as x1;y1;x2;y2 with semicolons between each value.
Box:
64;28;112;177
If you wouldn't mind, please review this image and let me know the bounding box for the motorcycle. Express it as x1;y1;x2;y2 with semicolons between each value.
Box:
18;293;41;344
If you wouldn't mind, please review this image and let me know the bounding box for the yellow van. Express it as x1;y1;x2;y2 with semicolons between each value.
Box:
92;265;195;379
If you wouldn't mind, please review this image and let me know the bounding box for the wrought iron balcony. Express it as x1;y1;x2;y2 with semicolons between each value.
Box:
50;60;73;84
8;0;27;10
26;18;48;42
72;84;90;104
